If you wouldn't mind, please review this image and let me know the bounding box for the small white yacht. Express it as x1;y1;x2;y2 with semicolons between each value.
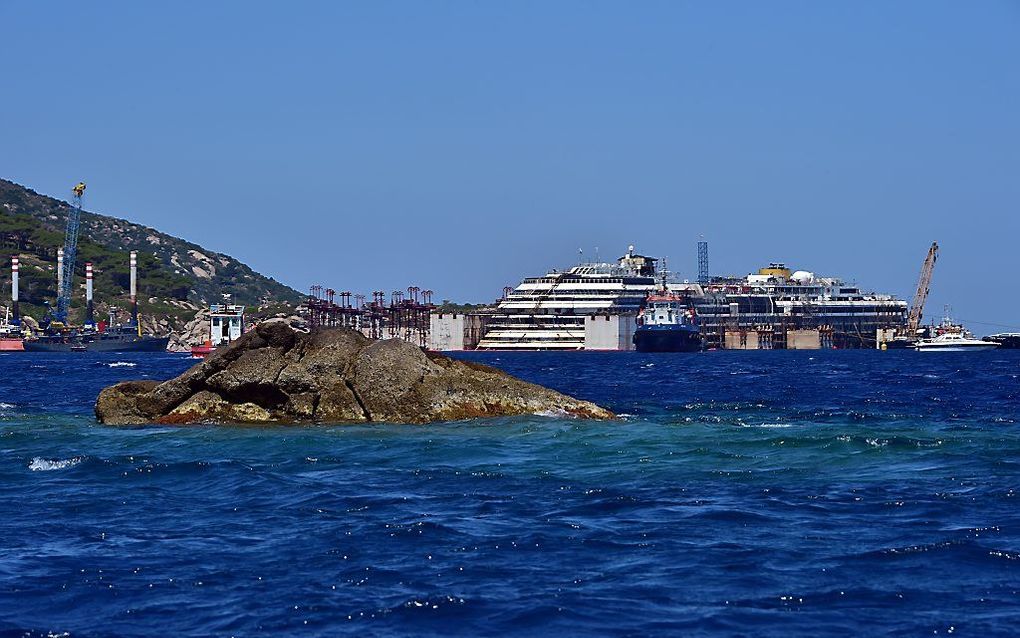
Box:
915;332;998;352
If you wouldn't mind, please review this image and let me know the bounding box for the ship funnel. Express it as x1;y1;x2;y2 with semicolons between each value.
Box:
11;256;19;326
130;251;138;325
85;262;94;327
57;248;64;295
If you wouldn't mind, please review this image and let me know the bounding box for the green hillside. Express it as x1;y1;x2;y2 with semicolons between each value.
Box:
0;178;303;328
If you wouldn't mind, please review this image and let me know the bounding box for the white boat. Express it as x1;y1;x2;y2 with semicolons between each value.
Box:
915;332;998;352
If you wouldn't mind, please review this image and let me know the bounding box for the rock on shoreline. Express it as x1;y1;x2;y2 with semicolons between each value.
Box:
95;320;614;425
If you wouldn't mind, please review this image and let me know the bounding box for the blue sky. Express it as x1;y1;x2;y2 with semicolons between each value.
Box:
2;2;1018;328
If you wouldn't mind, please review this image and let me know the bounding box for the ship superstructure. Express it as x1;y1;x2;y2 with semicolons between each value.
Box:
439;250;909;351
680;264;907;349
475;246;659;349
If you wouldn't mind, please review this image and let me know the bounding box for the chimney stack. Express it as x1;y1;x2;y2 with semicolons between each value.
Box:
57;248;64;295
130;251;138;325
11;256;20;326
85;262;94;327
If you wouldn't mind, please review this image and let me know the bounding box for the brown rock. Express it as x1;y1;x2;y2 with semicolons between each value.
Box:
315;383;367;422
205;347;289;408
94;380;160;425
161;390;273;424
351;339;443;422
94;320;614;425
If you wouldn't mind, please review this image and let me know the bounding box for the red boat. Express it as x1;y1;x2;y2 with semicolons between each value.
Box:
0;337;24;352
190;340;215;358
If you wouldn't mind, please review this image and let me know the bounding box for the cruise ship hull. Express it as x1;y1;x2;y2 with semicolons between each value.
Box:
633;325;701;353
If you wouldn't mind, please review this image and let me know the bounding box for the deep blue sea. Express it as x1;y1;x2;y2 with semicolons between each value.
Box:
2;350;1020;637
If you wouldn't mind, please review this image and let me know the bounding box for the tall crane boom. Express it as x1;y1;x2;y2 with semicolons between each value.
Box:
54;181;86;323
907;241;938;332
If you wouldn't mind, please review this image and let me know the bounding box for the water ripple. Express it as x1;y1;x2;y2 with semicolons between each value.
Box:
1;351;1020;635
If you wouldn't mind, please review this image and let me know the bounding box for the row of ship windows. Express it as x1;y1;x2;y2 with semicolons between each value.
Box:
520;278;650;285
740;287;862;295
698;306;905;315
510;294;891;304
510;293;647;299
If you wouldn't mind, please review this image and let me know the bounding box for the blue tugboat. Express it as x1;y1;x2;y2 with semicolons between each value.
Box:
633;293;702;352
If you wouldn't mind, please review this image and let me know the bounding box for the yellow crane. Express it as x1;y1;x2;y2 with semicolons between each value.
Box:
907;242;938;333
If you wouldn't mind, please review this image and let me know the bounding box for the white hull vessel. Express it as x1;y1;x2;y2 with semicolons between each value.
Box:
915;332;998;352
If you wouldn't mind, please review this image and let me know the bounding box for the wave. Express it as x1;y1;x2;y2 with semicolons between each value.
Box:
535;409;579;418
29;456;83;471
107;362;137;368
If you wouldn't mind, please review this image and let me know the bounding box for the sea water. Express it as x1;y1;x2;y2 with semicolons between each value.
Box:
1;350;1019;636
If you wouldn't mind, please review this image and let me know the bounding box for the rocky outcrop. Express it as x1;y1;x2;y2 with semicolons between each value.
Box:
95;320;614;425
166;307;210;352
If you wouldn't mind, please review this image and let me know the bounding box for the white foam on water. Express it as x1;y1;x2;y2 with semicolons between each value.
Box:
0;402;14;409
535;409;574;418
107;362;137;368
29;457;83;471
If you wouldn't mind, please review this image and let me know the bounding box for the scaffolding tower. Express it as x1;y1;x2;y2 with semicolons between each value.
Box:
697;240;709;285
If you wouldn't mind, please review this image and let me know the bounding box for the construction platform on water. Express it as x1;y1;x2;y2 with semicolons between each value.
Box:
300;286;436;349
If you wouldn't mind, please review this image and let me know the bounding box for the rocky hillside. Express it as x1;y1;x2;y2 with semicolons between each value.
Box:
0;178;303;338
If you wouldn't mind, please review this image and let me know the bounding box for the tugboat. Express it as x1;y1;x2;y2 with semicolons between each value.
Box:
191;304;246;358
633;293;702;352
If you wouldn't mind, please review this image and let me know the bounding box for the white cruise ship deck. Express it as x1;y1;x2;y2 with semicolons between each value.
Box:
476;247;659;350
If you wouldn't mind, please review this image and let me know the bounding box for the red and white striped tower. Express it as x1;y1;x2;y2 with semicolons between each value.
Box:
85;262;95;327
11;256;20;326
130;251;138;325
